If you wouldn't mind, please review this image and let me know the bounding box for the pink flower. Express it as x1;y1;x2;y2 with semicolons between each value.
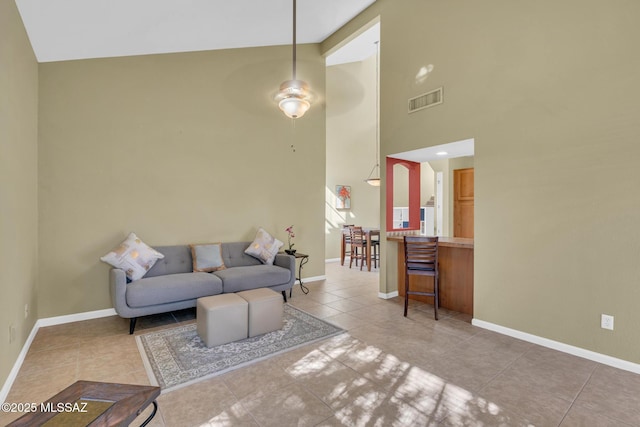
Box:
285;225;295;250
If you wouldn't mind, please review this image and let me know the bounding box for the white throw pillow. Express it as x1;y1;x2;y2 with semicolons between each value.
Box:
244;228;283;265
190;243;226;272
100;233;164;281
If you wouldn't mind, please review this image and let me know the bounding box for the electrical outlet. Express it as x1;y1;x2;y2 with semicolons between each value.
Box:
601;314;614;330
24;303;29;319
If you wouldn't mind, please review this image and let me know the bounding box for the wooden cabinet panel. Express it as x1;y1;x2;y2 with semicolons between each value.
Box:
454;168;474;238
438;245;474;315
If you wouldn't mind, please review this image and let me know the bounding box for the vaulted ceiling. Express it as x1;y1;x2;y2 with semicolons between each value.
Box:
16;0;376;63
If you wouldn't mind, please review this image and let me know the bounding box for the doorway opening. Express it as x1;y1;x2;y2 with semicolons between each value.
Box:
387;138;474;237
324;18;381;261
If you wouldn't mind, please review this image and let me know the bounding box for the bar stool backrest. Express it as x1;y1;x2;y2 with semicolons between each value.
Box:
403;236;439;319
404;236;438;274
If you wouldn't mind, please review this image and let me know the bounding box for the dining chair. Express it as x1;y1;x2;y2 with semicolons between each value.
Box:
370;231;380;268
341;224;354;266
403;236;439;320
349;226;367;270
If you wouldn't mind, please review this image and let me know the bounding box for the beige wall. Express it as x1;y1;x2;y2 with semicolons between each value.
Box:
325;55;380;259
325;0;640;364
38;45;326;318
0;0;39;386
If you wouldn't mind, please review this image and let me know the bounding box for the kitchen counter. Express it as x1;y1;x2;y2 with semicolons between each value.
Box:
387;233;474;315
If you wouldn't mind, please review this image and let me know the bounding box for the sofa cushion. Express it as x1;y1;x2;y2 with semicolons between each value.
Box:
144;246;193;278
244;228;283;265
221;242;262;268
126;272;223;308
100;232;164;281
214;265;292;293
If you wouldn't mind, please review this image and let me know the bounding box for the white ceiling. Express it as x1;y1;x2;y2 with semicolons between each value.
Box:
326;22;379;66
15;0;377;63
389;139;475;163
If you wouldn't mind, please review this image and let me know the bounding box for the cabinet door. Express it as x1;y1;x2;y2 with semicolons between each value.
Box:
393;207;409;229
454;168;474;238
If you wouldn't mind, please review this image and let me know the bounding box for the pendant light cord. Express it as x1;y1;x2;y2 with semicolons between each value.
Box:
375;40;379;170
366;40;381;182
292;0;297;80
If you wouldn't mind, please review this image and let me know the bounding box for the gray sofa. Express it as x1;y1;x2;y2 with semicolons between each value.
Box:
109;241;295;333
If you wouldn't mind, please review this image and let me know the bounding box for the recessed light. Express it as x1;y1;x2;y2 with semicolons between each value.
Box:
436;151;448;156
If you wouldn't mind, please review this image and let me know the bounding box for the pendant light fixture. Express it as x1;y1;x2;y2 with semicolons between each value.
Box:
275;0;312;119
365;41;381;187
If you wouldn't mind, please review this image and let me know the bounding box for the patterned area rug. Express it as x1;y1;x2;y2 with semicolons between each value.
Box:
136;304;344;393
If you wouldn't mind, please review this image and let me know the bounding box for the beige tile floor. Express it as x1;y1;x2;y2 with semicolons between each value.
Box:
2;262;640;426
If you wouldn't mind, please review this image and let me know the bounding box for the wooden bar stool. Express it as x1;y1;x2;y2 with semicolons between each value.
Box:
403;236;439;320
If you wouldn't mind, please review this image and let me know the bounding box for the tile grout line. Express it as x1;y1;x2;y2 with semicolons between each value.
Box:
554;364;597;427
219;372;264;427
552;363;639;427
475;340;534;396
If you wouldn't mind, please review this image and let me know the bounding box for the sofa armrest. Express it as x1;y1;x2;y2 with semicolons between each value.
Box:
274;253;296;285
109;268;133;318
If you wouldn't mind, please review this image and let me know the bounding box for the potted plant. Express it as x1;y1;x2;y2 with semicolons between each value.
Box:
285;225;296;255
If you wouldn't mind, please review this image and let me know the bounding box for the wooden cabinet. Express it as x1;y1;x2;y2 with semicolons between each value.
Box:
394;206;434;233
392;207;409;229
454;168;474;238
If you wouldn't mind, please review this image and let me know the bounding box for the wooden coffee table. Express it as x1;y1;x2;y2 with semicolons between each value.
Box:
7;380;160;426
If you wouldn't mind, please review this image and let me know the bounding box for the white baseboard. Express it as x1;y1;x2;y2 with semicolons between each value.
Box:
1;308;118;404
325;258;340;263
297;275;326;285
378;291;398;299
472;318;640;375
0;320;39;404
37;308;117;328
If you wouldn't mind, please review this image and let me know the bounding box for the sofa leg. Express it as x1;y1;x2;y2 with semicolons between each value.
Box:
129;317;137;335
281;290;287;303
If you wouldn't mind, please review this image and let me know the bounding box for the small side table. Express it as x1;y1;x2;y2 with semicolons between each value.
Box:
286;252;309;297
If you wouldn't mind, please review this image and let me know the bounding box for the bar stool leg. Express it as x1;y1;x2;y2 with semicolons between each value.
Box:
404;271;409;317
434;272;439;320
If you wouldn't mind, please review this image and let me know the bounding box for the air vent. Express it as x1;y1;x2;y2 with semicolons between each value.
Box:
408;87;443;113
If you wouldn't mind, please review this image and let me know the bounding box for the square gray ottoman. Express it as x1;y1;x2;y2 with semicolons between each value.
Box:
238;288;283;337
197;293;248;347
